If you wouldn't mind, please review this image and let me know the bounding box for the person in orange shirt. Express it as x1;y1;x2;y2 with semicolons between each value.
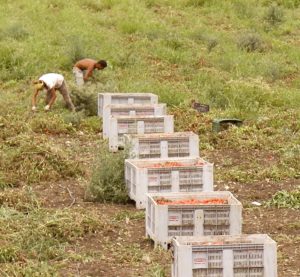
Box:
73;58;107;86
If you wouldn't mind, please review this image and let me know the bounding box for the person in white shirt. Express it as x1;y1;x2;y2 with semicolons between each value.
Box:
32;73;75;112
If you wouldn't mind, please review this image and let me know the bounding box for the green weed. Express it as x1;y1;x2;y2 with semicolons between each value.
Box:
87;142;129;204
237;32;265;52
266;188;300;209
114;210;145;221
264;4;284;25
146;264;166;277
0;0;300;275
79;116;101;133
70;86;98;116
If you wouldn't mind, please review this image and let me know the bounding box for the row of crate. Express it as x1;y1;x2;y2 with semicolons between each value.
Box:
98;93;277;277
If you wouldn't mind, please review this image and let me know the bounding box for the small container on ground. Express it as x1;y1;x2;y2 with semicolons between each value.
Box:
125;157;213;209
171;234;277;277
146;191;242;249
124;132;199;159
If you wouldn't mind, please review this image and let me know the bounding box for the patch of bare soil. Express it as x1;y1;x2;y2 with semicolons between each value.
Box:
56;204;171;277
32;137;299;277
243;207;300;277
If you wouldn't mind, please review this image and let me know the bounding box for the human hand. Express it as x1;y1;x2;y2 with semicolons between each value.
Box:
32;106;37;112
44;105;50;111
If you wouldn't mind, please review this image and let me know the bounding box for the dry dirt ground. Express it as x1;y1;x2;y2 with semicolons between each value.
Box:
33;134;300;277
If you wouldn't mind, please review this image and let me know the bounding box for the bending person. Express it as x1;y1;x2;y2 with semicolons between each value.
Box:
73;58;107;86
32;73;75;112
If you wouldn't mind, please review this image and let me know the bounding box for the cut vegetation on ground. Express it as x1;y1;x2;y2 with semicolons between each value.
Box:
0;0;299;276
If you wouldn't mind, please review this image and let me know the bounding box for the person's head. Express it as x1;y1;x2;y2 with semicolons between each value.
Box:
95;60;107;70
33;80;45;91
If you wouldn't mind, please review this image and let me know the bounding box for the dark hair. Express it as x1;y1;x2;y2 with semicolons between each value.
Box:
97;60;107;68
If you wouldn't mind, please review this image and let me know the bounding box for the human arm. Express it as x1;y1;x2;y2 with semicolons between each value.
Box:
32;89;40;111
83;65;94;81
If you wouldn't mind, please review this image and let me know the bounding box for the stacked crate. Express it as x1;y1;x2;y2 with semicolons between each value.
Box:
109;115;174;152
125;158;213;209
102;104;167;138
98;92;277;277
146;192;242;249
171;235;277;277
98;93;159;116
124;132;199;159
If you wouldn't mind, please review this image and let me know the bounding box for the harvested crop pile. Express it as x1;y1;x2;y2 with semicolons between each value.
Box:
155;198;228;205
147;160;204;168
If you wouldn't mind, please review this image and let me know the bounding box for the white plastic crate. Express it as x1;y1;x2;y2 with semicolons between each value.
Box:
125;157;213;209
171;234;277;277
146;191;242;249
109;115;174;152
124;132;199;159
102;104;167;138
98;93;158;117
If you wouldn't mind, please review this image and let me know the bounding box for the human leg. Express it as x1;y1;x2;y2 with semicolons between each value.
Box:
45;89;57;110
72;67;84;86
45;90;52;104
58;81;76;111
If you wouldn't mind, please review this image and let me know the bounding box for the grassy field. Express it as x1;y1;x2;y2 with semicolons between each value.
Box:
0;0;300;276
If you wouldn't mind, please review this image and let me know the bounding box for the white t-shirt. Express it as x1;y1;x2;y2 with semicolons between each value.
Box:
39;73;64;90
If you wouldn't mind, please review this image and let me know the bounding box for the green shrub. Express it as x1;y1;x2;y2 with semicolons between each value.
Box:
70;86;98;116
87;143;129;204
264;4;284;25
62;111;85;128
263;61;282;81
206;36;218;52
237;32;264;52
